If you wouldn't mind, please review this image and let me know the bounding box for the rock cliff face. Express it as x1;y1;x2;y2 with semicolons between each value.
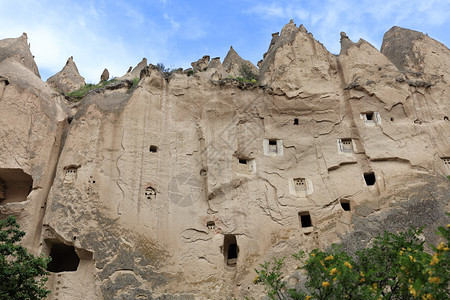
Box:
0;22;449;299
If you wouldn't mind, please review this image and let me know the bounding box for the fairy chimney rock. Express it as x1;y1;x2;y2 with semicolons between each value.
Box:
100;68;109;82
47;56;86;93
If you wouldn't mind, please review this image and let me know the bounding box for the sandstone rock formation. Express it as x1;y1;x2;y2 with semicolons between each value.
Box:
119;57;148;80
0;22;449;299
222;46;258;77
100;68;109;82
47;56;85;93
0;33;40;78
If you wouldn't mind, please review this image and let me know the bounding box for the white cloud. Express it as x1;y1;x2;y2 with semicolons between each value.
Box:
247;4;285;19
244;0;449;54
164;14;181;30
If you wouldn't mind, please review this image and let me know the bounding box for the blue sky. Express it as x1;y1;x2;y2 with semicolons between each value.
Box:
0;0;448;83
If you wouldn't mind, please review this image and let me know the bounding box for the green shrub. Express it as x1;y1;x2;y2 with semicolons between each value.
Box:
66;78;117;102
131;77;140;87
156;63;174;79
239;64;258;82
0;216;51;299
254;224;450;299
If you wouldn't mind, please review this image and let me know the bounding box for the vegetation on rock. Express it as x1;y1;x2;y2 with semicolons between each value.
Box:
156;63;175;79
66;78;117;102
238;64;259;83
254;224;449;299
65;77;140;102
0;216;51;299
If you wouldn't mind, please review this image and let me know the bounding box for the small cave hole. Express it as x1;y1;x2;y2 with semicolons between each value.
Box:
299;212;312;228
223;235;239;267
149;145;158;153
73;236;77;241
145;187;156;200
364;172;376;186
390;117;394;121
206;221;215;230
366;112;374;120
200;169;207;176
238;158;247;165
294;118;299;125
47;243;80;273
444;116;449;121
67;117;73;124
340;200;351;211
0;168;33;204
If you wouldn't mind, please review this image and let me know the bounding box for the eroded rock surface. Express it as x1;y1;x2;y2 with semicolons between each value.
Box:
47;56;85;93
0;23;449;299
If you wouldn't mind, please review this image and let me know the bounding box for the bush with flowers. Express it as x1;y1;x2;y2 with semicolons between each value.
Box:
254;222;449;299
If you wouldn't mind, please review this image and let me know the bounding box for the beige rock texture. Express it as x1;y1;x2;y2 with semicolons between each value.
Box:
0;33;40;78
119;57;148;80
222;46;258;77
0;22;449;300
100;68;109;82
47;56;85;93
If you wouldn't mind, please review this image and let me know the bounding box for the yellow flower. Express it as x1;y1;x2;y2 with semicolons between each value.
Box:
430;253;439;265
344;261;352;269
359;277;365;283
409;285;417;297
297;265;301;269
325;255;334;261
360;271;365;277
399;250;404;255
322;281;330;288
333;277;337;281
422;294;434;300
330;268;338;276
444;247;449;252
252;275;259;284
306;296;311;300
311;253;315;257
409;278;413;283
446;224;450;228
320;260;325;267
409;255;414;261
428;277;440;284
372;283;378;290
437;242;445;251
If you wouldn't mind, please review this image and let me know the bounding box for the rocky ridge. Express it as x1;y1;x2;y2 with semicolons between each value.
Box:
0;21;449;299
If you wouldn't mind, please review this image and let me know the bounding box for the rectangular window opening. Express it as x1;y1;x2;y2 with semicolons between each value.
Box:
366;112;374;120
340;139;353;153
340;200;351;211
293;178;307;192
149;145;158;153
238;158;247;165
298;212;312;228
224;235;238;267
364;172;376;186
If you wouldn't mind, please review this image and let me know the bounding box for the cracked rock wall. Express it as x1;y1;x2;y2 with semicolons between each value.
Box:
0;23;449;299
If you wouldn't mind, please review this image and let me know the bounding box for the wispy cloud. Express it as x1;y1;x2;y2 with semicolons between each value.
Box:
0;0;448;83
244;0;450;54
